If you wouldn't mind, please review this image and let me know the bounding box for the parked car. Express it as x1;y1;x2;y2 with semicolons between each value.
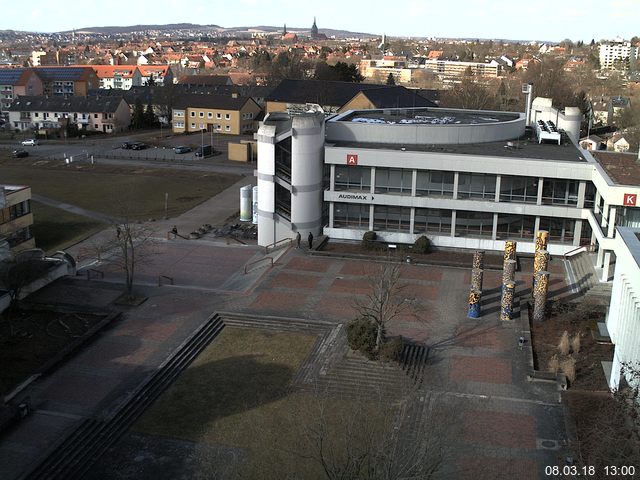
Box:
12;149;29;158
174;146;192;154
121;142;133;149
21;139;38;146
131;142;147;150
194;144;213;157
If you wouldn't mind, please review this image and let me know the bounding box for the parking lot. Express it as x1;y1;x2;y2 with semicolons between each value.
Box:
0;129;255;166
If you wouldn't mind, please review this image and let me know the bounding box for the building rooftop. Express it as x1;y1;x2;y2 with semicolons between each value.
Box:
592;151;640;185
338;107;519;125
329;128;587;163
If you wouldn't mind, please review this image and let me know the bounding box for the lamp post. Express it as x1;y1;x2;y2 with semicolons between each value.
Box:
201;128;204;155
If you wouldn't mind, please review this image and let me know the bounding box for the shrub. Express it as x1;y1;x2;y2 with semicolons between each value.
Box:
362;231;377;250
548;354;560;373
380;336;404;362
571;333;581;354
413;235;431;254
558;331;570;356
560;356;577;384
346;317;377;358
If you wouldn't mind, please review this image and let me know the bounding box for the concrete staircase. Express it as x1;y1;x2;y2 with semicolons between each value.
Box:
565;252;612;299
23;315;226;480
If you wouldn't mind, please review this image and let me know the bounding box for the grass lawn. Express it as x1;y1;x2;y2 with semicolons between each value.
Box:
134;327;391;479
31;201;106;253
0;158;241;220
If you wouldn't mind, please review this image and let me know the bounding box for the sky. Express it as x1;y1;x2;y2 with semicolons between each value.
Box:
1;0;638;43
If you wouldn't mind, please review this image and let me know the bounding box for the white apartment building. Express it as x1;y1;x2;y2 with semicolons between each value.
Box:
599;40;639;70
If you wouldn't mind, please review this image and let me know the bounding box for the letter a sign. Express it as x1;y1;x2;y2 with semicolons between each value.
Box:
346;153;358;166
623;193;637;206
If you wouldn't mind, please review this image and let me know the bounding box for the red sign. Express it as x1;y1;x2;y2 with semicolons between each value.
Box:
346;154;358;166
623;193;637;207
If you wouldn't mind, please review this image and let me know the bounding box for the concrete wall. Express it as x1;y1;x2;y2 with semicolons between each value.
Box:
228;142;249;162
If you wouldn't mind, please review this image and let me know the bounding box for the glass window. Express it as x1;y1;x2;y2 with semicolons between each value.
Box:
334;202;370;229
225;113;231;120
457;173;496;200
207;112;213;118
416;170;454;197
335;166;371;191
499;175;538;204
539;217;576;243
542;179;579;206
375;168;412;194
199;112;204;118
216;113;221;119
373;206;411;232
584;182;596;209
496;214;535;240
414;208;451;234
190;111;195;117
455;210;494;238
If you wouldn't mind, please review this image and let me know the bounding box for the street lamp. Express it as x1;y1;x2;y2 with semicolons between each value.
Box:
201;128;205;155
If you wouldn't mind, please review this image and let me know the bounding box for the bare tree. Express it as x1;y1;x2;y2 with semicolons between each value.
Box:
104;219;155;300
441;75;498;110
283;388;455;480
0;256;53;335
572;362;640;474
354;262;417;353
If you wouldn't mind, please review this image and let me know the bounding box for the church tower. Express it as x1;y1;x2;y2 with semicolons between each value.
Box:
311;17;318;36
283;24;287;35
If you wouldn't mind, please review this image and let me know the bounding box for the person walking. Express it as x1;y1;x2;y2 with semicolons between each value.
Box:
295;231;301;248
308;232;314;249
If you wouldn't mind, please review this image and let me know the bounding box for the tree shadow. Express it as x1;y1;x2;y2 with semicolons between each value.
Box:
87;354;295;480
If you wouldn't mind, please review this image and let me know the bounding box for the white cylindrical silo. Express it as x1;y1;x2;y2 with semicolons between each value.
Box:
240;185;252;222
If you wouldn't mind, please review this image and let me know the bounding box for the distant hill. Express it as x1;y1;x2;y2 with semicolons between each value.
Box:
69;23;221;34
62;23;375;38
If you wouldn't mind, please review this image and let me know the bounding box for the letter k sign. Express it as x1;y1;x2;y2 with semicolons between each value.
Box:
623;193;637;206
347;154;358;166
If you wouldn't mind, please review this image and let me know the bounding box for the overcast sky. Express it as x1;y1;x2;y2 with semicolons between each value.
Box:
2;0;637;42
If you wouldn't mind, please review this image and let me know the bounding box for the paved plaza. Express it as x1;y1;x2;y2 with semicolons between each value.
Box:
0;180;573;480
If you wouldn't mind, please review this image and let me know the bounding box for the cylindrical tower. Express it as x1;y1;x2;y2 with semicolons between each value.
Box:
533;271;550;322
500;282;516;321
290;113;325;238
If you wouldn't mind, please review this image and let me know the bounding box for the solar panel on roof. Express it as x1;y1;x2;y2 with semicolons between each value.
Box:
0;69;25;84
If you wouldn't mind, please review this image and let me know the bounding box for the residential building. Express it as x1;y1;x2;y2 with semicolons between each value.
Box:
8;96;131;133
90;65;141;90
0;69;44;113
579;135;605;151
0;185;35;255
31;66;99;96
422;59;502;78
171;93;262;135
265;79;436;115
607;134;630;153
599;40;639;71
137;65;174;86
592;97;613;126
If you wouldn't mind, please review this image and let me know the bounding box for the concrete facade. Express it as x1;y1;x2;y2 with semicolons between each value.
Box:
606;227;640;391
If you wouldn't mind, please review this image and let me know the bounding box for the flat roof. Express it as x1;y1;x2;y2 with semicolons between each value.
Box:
337;107;520;125
618;227;640;270
329;129;587;163
592;152;640;186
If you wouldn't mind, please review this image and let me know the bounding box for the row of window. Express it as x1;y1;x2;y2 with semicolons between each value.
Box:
333;203;579;243
334;166;594;207
0;200;31;223
19;112;112;119
6;226;33;248
185;123;231;131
